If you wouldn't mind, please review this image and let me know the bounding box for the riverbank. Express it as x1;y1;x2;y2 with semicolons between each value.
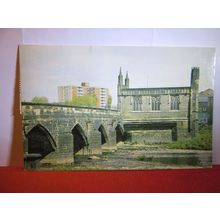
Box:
39;143;212;170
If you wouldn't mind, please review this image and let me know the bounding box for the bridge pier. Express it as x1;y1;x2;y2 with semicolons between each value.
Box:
53;132;74;164
108;128;117;146
33;131;75;165
87;129;103;155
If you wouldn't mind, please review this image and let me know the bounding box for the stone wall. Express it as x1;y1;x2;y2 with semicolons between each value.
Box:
129;130;172;144
120;93;190;121
119;91;191;143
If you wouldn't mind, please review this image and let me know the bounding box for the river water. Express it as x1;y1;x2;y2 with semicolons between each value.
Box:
39;143;212;170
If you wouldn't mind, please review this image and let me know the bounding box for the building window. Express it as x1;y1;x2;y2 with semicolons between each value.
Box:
202;106;207;112
133;96;142;111
170;95;180;110
151;96;160;111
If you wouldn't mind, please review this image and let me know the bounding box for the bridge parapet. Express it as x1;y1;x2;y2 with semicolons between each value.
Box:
22;102;120;117
21;102;120;115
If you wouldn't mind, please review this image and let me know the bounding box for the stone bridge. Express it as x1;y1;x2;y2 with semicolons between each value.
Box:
22;102;124;164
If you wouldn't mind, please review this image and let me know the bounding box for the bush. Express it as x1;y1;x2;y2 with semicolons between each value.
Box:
137;155;146;161
166;125;212;150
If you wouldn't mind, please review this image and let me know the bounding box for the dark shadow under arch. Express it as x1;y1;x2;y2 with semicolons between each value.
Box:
72;123;88;155
115;124;124;143
27;124;56;159
98;125;108;145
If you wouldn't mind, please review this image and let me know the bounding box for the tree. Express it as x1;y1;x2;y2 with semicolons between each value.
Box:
32;96;48;103
65;95;97;107
107;95;112;108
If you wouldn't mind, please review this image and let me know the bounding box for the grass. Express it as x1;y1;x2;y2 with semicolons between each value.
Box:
165;125;212;150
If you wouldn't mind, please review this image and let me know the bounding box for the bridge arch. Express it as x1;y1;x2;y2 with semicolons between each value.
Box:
71;123;89;155
115;123;124;143
98;124;108;145
27;124;56;158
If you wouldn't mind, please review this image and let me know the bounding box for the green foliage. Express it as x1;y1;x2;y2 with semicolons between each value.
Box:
166;125;212;150
25;105;30;110
32;96;48;103
66;95;97;107
107;95;112;108
137;155;146;161
137;155;153;162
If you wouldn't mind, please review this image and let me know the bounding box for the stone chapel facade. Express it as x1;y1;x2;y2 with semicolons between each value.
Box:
117;67;200;143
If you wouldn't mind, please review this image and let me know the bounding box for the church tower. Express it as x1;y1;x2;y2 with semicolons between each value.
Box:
118;67;123;91
125;71;129;88
117;67;123;110
190;67;200;137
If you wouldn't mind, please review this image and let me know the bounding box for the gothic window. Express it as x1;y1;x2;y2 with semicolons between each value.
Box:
170;95;180;110
151;96;160;111
133;96;142;111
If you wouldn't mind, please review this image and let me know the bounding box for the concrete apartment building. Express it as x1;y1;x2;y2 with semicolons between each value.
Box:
58;82;109;108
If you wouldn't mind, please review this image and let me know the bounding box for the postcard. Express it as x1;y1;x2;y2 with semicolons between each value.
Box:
19;45;215;170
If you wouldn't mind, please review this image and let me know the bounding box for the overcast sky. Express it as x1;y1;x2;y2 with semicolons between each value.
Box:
20;45;215;106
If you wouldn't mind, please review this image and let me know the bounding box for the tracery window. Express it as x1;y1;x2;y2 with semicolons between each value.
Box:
133;96;142;111
170;95;180;110
151;96;160;111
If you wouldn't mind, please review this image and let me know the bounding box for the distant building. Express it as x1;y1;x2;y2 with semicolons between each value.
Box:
198;89;213;125
58;82;109;108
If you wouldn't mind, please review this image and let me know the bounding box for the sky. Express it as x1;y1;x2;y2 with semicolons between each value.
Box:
20;45;216;106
